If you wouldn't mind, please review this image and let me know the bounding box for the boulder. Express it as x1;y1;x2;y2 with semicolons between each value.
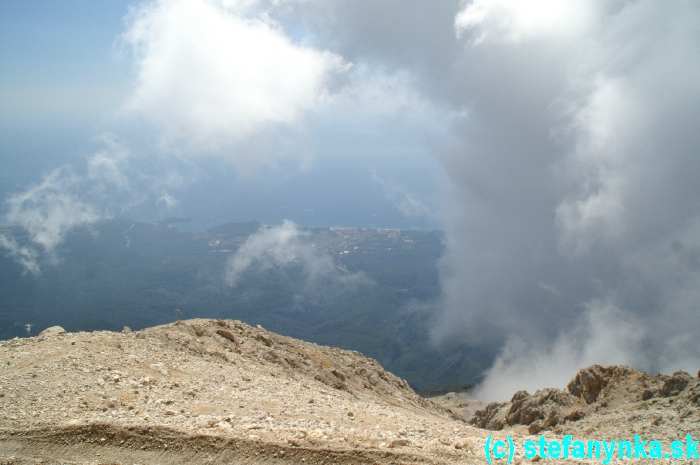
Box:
38;326;66;337
661;371;691;397
566;365;634;403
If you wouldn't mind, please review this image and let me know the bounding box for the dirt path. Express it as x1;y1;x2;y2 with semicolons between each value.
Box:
0;424;447;465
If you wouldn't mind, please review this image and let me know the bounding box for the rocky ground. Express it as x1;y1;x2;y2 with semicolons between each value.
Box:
0;319;484;465
1;320;698;464
464;365;700;439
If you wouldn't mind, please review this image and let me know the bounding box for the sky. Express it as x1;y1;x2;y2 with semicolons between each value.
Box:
0;0;441;229
1;0;699;399
0;1;129;127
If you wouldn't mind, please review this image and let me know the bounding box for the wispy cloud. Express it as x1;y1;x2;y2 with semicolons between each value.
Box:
473;301;645;400
0;167;102;273
0;137;187;273
225;220;370;291
371;169;433;220
0;234;41;276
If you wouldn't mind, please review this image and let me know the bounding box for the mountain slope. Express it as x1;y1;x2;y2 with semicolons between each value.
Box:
0;319;483;464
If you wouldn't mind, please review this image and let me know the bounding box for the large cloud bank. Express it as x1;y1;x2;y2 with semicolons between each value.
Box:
440;0;700;397
269;0;700;397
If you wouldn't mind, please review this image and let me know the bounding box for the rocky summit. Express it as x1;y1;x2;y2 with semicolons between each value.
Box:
0;319;481;465
1;321;698;464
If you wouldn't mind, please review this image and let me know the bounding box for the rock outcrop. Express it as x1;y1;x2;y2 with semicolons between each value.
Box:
470;364;700;437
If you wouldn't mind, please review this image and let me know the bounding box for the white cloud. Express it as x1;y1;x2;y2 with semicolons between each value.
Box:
371;170;433;219
225;220;368;290
87;136;131;190
0;137;190;273
156;192;178;210
455;0;598;43
378;0;700;393
473;301;645;400
0;167;102;274
0;234;41;276
4;168;102;255
123;0;348;160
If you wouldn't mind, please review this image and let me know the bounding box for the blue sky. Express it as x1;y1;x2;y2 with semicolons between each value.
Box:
0;0;441;229
0;1;132;193
0;1;130;124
